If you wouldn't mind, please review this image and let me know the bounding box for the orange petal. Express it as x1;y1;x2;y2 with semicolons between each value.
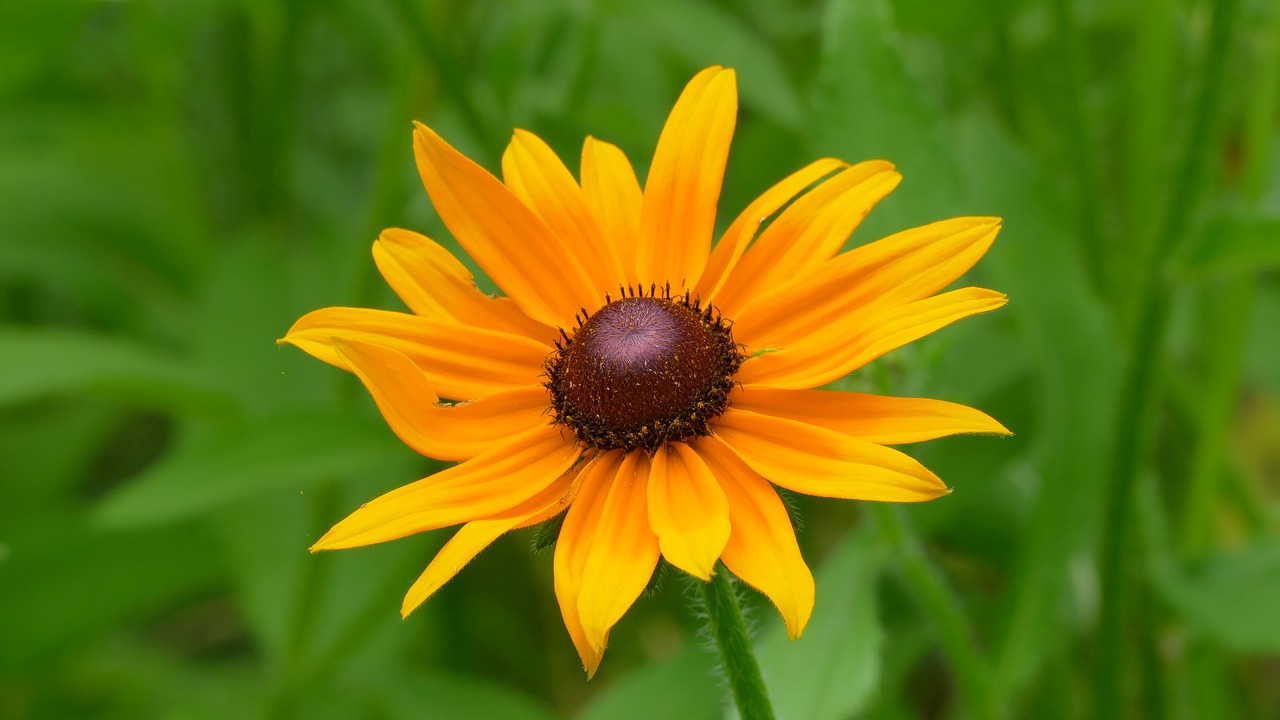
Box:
737;287;1008;390
413;123;598;327
372;227;553;341
555;450;627;676
731;385;1011;445
696;158;847;303
280;306;549;401
502;130;625;293
646;443;730;580
636;66;737;289
310;424;580;551
581;136;642;286
694;437;814;638
732;217;1001;348
332;338;549;461
577;451;661;654
712;408;949;502
713;161;900;316
400;469;577;617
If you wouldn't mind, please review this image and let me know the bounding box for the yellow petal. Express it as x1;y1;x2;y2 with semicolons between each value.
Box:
696;158;847;303
731;385;1011;445
400;470;576;617
694;437;814;638
712;408;949;502
372;227;553;341
636;66;737;289
555;450;627;676
280;306;549;401
732;217;1002;348
332;338;549;461
646;442;730;580
413;123;598;327
713;161;901;315
577;451;661;654
581;136;642;286
737;287;1008;390
502;130;625;293
310;424;580;551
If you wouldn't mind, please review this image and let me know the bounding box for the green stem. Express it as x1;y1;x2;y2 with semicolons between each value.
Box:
702;570;775;720
872;504;993;720
1095;0;1238;716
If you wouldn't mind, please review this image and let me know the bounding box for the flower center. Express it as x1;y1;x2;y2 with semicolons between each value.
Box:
545;286;744;452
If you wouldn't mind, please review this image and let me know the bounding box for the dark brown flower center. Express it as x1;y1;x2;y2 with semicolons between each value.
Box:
545;286;743;452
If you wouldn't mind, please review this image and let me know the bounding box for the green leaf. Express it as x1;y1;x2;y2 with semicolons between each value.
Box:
1176;211;1280;279
379;668;559;720
0;327;230;412
753;529;883;720
0;511;223;672
1155;539;1280;653
578;640;722;720
95;413;411;528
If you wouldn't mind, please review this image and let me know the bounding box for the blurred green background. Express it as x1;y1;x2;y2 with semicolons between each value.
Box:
2;0;1277;718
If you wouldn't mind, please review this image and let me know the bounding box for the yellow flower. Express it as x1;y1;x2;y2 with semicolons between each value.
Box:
281;66;1009;676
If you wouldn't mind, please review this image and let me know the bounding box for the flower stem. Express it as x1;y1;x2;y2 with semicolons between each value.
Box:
702;570;775;720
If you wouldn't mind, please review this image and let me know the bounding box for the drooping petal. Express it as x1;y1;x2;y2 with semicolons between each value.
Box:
372;227;553;341
577;451;661;654
695;158;847;303
732;217;1002;348
280;306;549;400
713;161;901;316
400;468;576;617
502;130;625;292
310;424;580;551
646;442;730;580
555;450;627;676
413;122;598;327
694;437;814;638
731;385;1011;445
737;287;1008;390
581;136;643;286
636;66;737;290
713;408;949;501
332;338;549;461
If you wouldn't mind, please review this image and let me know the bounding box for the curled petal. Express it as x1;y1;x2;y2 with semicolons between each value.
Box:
332;338;549;461
280;306;549;401
372;227;552;341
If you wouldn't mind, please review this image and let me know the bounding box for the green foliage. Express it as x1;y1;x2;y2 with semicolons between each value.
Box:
2;0;1277;718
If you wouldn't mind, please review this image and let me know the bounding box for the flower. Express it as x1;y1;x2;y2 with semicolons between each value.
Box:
281;66;1009;676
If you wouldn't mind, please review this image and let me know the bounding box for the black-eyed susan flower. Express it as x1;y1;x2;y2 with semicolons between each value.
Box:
281;66;1008;676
